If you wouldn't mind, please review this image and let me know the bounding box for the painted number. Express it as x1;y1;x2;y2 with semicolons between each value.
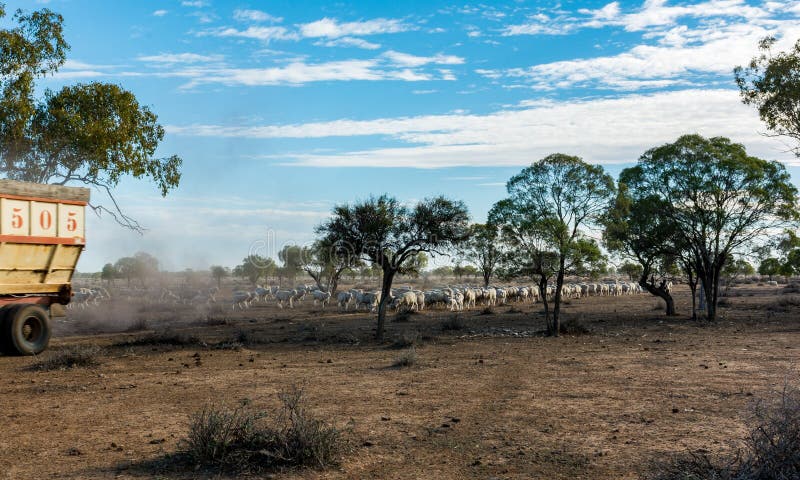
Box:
39;210;52;230
66;212;77;232
11;208;23;229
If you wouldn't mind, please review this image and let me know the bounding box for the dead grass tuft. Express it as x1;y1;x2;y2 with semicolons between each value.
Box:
392;347;418;368
181;386;345;473
114;330;203;347
647;383;800;480
30;345;102;371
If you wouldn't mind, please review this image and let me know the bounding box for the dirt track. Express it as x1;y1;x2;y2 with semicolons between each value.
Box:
1;284;798;479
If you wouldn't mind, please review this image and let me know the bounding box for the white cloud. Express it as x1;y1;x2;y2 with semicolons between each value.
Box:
382;50;464;67
165;89;797;168
299;17;410;38
181;0;208;7
315;37;381;49
233;9;282;23
152;9;168;17
504;0;773;36
485;20;800;90
200;25;299;42
138;53;224;64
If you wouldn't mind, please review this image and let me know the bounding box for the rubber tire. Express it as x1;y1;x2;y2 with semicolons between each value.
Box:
2;304;51;356
0;306;14;355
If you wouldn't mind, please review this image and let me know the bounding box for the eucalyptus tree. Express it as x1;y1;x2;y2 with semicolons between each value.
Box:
461;223;502;287
621;134;799;321
0;4;181;231
301;239;361;295
492;154;615;335
317;195;469;341
736;37;800;158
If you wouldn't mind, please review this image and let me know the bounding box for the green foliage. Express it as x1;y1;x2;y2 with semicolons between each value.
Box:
462;223;502;286
233;255;275;285
210;265;228;288
736;36;800;157
620;134;799;320
491;154;614;334
114;251;159;286
759;257;782;279
100;262;117;284
0;5;181;232
619;261;643;281
316;194;469;340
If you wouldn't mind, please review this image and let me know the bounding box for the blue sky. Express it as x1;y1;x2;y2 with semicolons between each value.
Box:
10;0;800;271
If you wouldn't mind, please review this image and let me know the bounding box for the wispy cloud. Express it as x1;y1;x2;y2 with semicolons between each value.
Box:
152;9;168;17
181;0;208;7
233;9;282;23
485;18;800;90
138;53;224;64
382;50;464;67
298;17;411;38
315;37;381;50
200;25;299;42
166;89;795;168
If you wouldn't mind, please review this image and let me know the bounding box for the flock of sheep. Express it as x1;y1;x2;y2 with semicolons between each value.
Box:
229;280;646;313
69;280;647;313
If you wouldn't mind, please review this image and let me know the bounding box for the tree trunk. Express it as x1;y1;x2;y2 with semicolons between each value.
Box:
552;257;566;337
637;268;676;316
376;269;396;341
483;271;490;288
538;275;551;333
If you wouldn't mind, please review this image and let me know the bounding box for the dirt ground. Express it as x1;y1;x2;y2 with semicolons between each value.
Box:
1;284;798;479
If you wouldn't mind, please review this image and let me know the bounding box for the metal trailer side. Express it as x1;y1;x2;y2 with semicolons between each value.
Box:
0;179;89;355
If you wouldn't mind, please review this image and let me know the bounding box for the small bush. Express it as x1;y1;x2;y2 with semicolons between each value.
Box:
114;331;203;347
479;306;495;315
125;318;149;332
392;347;418;368
30;345;101;371
390;332;417;349
647;383;800;480
182;386;344;473
440;315;465;331
717;297;731;307
783;283;800;294
768;296;800;312
393;310;417;323
559;318;590;336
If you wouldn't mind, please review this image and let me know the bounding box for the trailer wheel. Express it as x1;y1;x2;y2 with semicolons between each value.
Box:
2;305;51;356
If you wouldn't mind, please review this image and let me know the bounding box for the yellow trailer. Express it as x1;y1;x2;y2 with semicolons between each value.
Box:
0;179;89;355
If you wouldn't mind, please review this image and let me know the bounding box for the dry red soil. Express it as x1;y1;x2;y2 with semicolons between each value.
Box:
1;284;798;479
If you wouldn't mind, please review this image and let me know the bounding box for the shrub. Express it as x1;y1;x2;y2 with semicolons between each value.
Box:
559;318;590;336
479;306;495;315
182;386;344;473
768;296;800;312
647;383;800;479
440;315;465;331
114;331;202;347
392;347;418;368
30;345;101;371
390;332;417;349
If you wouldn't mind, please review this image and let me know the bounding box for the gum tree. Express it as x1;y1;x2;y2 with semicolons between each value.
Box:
0;4;181;231
317;195;469;341
492;154;615;335
621;134;799;321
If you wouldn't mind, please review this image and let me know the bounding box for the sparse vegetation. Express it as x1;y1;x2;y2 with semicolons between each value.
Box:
392;347;418;368
30;345;102;371
648;383;800;480
440;315;465;331
559;318;590;336
114;331;202;347
181;387;345;473
390;332;417;349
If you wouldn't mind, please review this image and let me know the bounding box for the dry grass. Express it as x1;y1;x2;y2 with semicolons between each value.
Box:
29;345;102;371
392;347;418;368
113;330;203;347
181;387;345;473
647;383;800;480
